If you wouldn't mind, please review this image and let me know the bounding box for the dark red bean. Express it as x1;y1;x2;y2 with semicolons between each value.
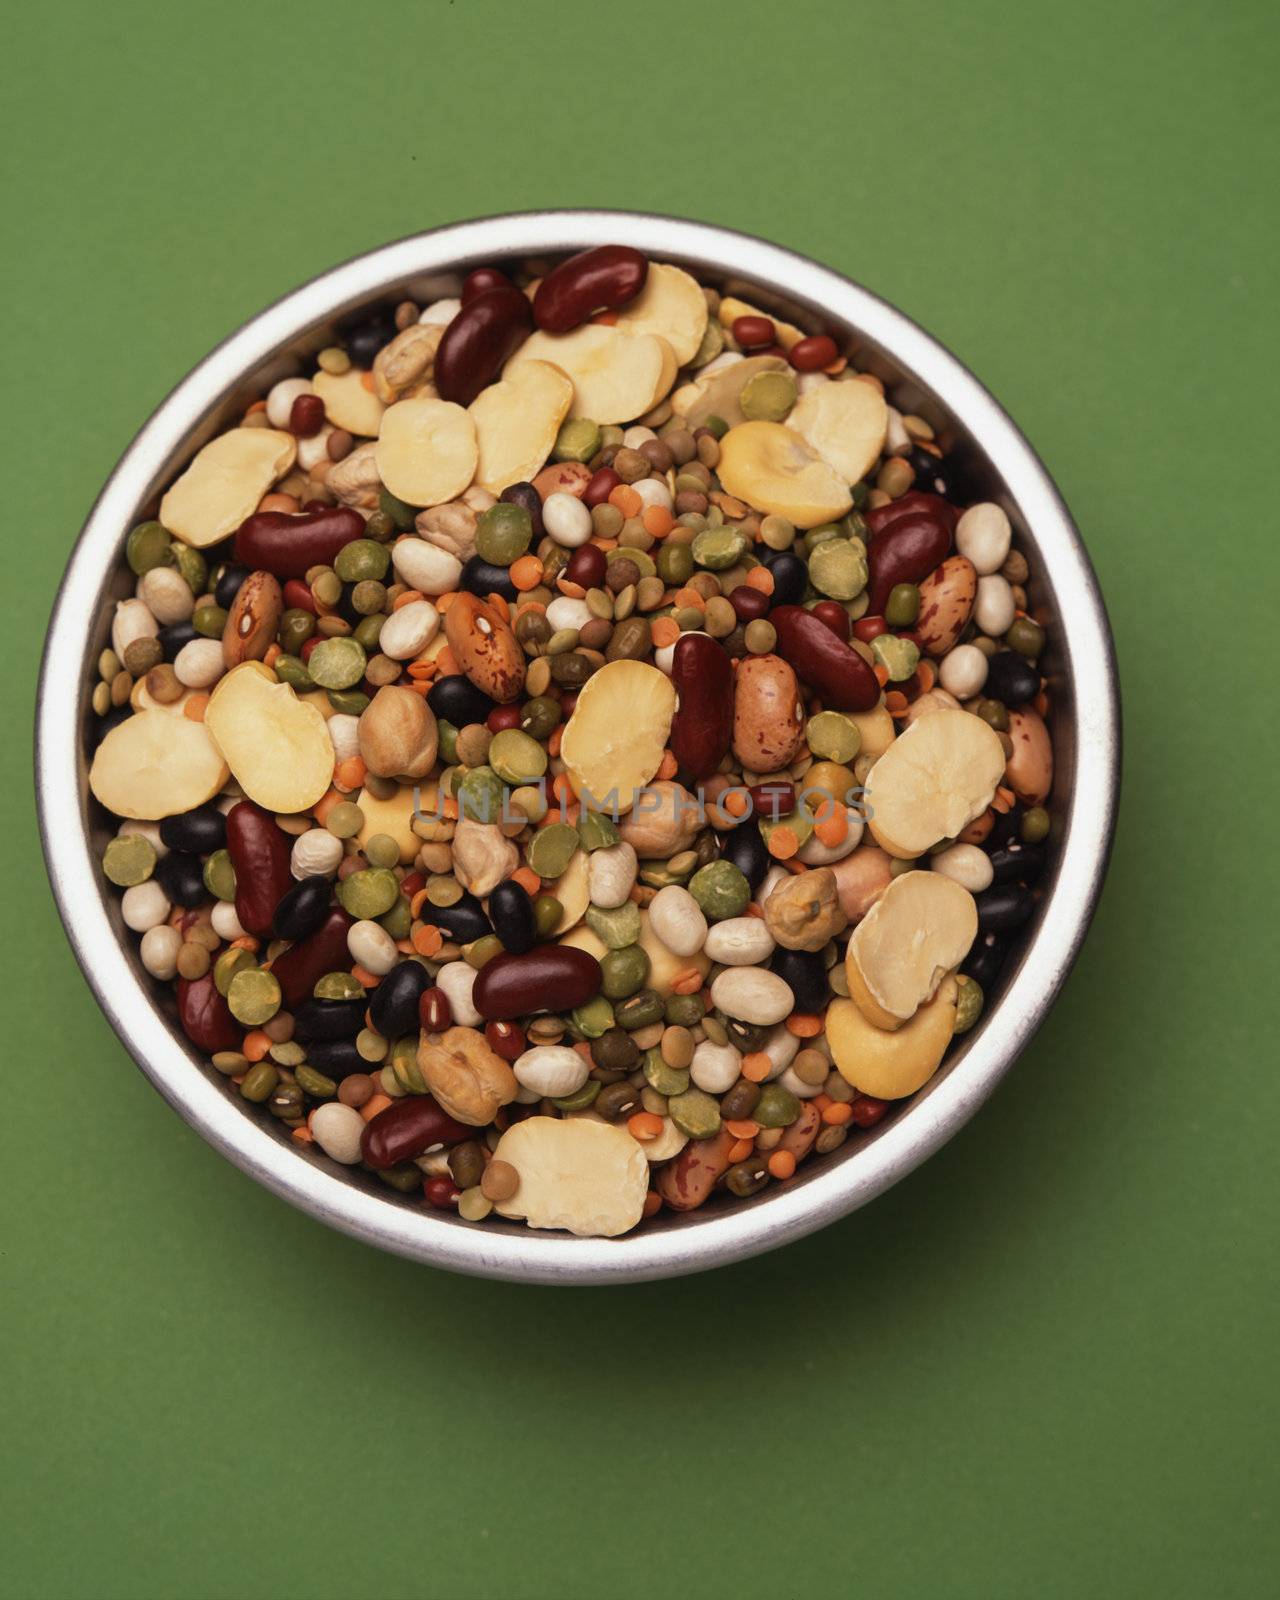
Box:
400;871;426;899
853;615;889;643
233;506;365;580
810;600;851;641
850;1094;890;1129
435;285;533;406
177;975;240;1053
532;246;648;334
770;606;880;712
499;481;544;540
271;908;354;1008
564;544;607;589
361;1096;471;1169
668;633;734;781
225;802;292;938
747;782;796;820
300;635;320;662
484;1020;525;1062
730;586;769;623
424;1176;461;1209
583;467;620;507
732;315;775;349
789;335;839;372
473;947;602;1021
486;704;523;733
419;986;453;1033
865;514;952;615
461;266;510;303
864;491;958;539
283;578;315;614
289;393;325;438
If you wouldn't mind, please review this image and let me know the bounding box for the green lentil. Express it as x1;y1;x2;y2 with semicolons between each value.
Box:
239;1062;279;1103
337;867;400;919
102;835;155;887
885;583;921;627
703;596;737;637
360;833;398;871
740;369;797;421
689;320;725;367
613;989;665;1031
457;765;505;824
476;503;533;566
191;603;227;639
274;654;314;692
295;1063;338;1099
743;618;776;654
357;1027;389;1063
310;570;342;608
125;521;172;575
656;541;694;586
269;1041;306;1068
1006;617;1045;658
753;1083;801;1128
553;417;602;463
759;514;795;551
458;1186;493;1222
227;967;282;1027
212;1050;248;1075
600;944;650;1000
465;935;504;969
974;697;1010;733
668;1086;721;1140
689;859;750;921
334;539;390;584
426;874;463;909
375;892;412;938
532;894;564;937
526;823;579;880
692;526;747;570
487;728;547;785
550;1079;601;1112
307;637;367;690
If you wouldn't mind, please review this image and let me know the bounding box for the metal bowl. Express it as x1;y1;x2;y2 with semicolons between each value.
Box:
36;211;1120;1283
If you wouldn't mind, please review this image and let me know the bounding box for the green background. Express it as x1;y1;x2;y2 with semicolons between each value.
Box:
3;2;1275;1595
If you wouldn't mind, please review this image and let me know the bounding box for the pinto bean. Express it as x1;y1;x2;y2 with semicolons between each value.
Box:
770;605;880;712
233;506;365;579
435;285;533;406
668;633;734;780
777;1099;822;1161
655;1128;736;1210
532;245;648;334
225;802;292;937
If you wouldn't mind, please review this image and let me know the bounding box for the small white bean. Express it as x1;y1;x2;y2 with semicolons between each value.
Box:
296;426;334;472
710;966;794;1027
347;919;399;976
310;1102;365;1164
391;537;463;596
122;880;170;932
938;643;989;700
210;901;246;941
138;566;194;625
631;478;673;512
436;961;481;1027
173;638;225;689
378;599;440;660
266;377;314;429
542;491;592;548
111;598;158;660
759;1022;801;1080
974;574;1016;637
119;819;166;858
326;714;362;762
931;842;995;893
647;885;708;957
545;596;594;634
884;406;912;457
955;503;1012;576
418;298;461;326
140;923;182;979
621;426;657;448
702;916;776;966
513;1045;589;1099
588;842;637;909
290;827;344;880
690;1040;742;1094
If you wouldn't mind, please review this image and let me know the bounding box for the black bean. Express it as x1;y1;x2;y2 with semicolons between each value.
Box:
983;803;1025;852
499;481;544;541
214;564;250;610
293;999;366;1042
983;650;1039;706
769;947;829;1013
907;446;958;500
987;839;1047;885
154;850;207;908
719;817;769;893
962;932;1008;989
723;1016;767;1053
160;806;226;855
488;880;536;955
761;551;808;607
427;675;496;727
272;875;333;942
429;891;492;944
157;621;198;661
339;304;398;368
460;555;518;602
369;960;432;1039
301;1038;366;1079
90;707;131;751
975;885;1035;934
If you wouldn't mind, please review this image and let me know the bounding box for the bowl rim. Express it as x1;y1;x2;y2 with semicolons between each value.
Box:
36;209;1120;1284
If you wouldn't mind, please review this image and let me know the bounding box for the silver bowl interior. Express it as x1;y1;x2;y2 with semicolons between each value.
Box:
36;211;1120;1283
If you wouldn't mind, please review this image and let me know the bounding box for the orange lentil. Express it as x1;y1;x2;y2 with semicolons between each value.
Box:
509;554;544;591
1034;690;1051;718
229;935;260;953
874;663;890;688
650;617;681;649
627;1112;665;1142
392;588;425;610
487;593;510;622
183;694;210;721
786;1013;823;1038
411;923;443;958
823;356;848;376
727;1138;754;1163
435;646;460;677
334;756;367;792
547;726;563;757
766;825;800;860
242;1030;272;1062
723;789;750;818
262;642;282;668
592;311;620;327
360;1093;392;1122
608;484;642;518
811;1093;834;1112
410;887;432;919
244;399;267;415
312;789;344;825
822;1102;854;1126
642;504;676;538
258;492;299;514
642;1190;662;1218
556;579;587;600
361;371;377;391
511;866;541;896
290;1126;314;1145
741;1052;773;1083
744;565;775;595
813;809;849;849
406;661;437;681
767;1150;797;1180
990;791;1012;815
917;660;936;692
724;1119;761;1141
436;591;457;612
350;964;382;988
656;749;678;781
884;690;909;717
670;968;705;996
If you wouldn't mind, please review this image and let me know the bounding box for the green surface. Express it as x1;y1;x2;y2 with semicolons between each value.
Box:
2;2;1275;1596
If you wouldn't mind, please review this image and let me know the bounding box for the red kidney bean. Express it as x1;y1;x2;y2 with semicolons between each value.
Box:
177;975;240;1053
532;246;648;334
770;606;880;712
789;334;839;371
472;947;602;1021
486;704;523;734
461;266;510;303
234;506;365;579
282;578;315;614
400;871;425;899
558;691;579;720
668;633;734;781
865;514;953;615
435;285;533;406
361;1095;471;1169
424;1175;461;1208
748;782;796;819
850;1094;890;1129
853;615;889;642
583;467;620;507
300;635;320;662
732;314;775;348
730;586;769;623
484;1020;525;1062
289;393;325;437
564;544;606;589
419;986;453;1032
225;802;292;937
271;908;354;1008
810;600;850;640
864;491;957;539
